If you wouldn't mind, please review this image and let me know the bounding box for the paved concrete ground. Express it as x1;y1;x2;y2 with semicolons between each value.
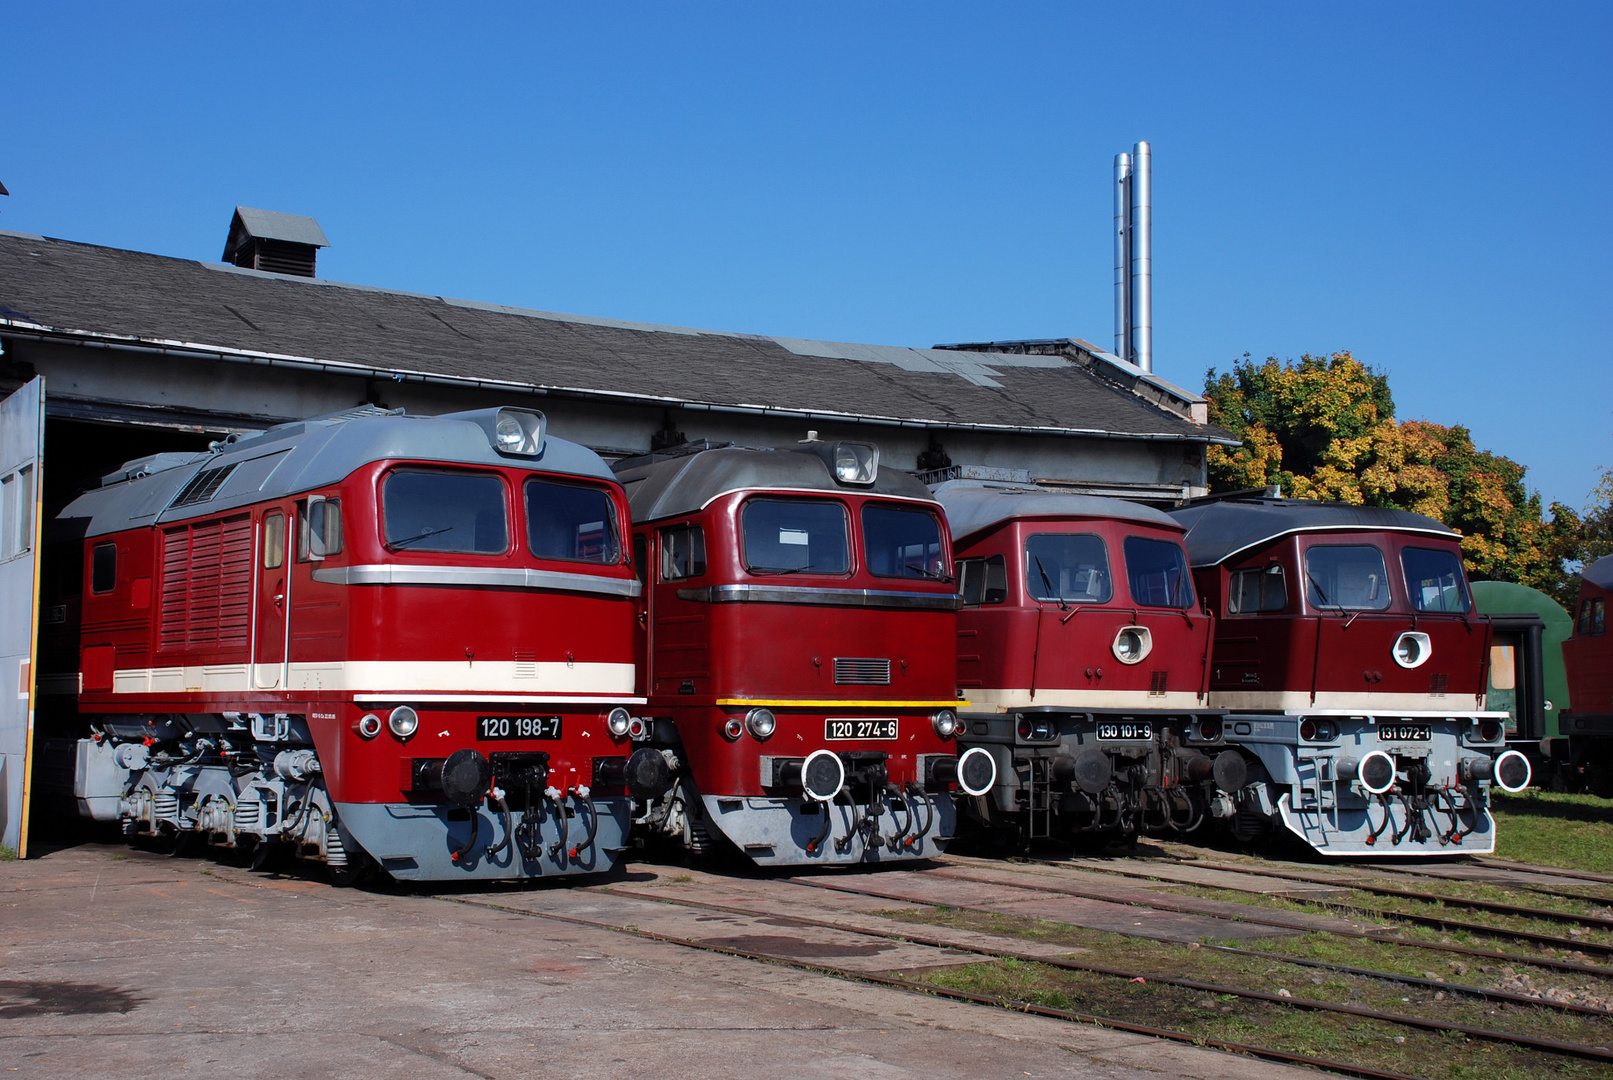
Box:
0;843;1320;1080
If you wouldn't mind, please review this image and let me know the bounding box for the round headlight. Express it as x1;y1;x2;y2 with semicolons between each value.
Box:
356;713;382;739
745;707;776;740
495;414;527;452
605;707;633;737
1392;631;1431;669
1112;625;1152;665
388;705;419;740
932;709;959;738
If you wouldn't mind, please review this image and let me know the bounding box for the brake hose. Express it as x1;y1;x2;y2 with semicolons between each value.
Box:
887;784;912;849
449;807;481;864
906;783;933;846
805;797;835;855
835;793;861;855
484;786;513;859
545;786;569;860
1364;791;1394;847
567;787;599;859
515;775;544;861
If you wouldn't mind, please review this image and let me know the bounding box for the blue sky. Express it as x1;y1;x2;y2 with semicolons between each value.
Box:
4;3;1608;508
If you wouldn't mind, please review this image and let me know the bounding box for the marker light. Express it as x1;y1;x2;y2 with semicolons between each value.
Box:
745;707;777;740
356;713;382;739
388;705;419;740
605;707;632;737
722;717;744;741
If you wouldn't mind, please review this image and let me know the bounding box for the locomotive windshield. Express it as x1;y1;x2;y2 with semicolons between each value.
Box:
741;498;849;574
1401;546;1470;613
382;468;508;554
1025;533;1112;603
862;503;947;579
1303;544;1391;611
524;478;621;564
1122;536;1194;608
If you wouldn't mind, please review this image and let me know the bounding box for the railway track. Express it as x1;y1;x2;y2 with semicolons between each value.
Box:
439;867;1613;1080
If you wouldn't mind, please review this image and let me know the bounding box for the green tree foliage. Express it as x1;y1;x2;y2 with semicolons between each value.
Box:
1203;353;1602;606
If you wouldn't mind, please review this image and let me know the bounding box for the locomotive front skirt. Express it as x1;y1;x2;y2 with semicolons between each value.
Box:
61;405;651;882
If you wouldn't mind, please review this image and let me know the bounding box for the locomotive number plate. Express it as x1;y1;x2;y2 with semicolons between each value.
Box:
477;715;562;740
825;718;899;740
1097;722;1153;741
1377;723;1430;741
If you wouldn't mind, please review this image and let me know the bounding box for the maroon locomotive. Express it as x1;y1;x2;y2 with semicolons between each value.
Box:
63;405;655;881
1561;555;1613;791
932;481;1240;846
1168;496;1531;854
612;438;994;864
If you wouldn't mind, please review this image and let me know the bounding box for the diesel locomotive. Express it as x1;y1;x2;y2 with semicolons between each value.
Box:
612;438;994;865
62;405;651;882
1561;556;1613;793
932;481;1241;847
1169;496;1532;855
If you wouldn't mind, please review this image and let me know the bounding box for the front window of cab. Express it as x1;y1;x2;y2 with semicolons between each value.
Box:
525;478;621;564
1025;533;1113;603
382;468;508;554
1401;546;1470;613
1123;536;1194;608
862;503;947;579
741;498;849;574
1304;544;1390;611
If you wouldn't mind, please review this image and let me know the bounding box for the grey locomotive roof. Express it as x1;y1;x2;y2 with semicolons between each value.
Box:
58;405;613;539
1167;497;1458;568
0;229;1227;443
930;479;1177;543
1583;555;1613;592
614;443;936;524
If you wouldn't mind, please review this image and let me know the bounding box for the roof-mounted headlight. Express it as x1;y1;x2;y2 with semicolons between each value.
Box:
831;442;878;485
491;408;545;457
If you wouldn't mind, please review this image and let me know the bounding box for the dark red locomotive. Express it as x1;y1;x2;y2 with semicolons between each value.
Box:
932;481;1239;846
64;405;649;881
1561;555;1613;791
1169;496;1531;855
612;438;993;864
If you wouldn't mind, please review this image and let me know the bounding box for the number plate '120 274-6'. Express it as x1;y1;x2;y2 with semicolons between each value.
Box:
825;718;899;740
478;715;562;740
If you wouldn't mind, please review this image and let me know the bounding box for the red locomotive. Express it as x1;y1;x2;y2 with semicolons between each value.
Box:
612;438;994;864
932;481;1240;846
64;405;655;881
1169;496;1531;854
1561;555;1613;791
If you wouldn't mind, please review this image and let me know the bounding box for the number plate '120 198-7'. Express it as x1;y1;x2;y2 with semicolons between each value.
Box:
478;715;562;740
825;718;899;740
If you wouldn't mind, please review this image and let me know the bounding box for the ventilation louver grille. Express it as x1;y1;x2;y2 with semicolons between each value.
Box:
834;658;891;685
1431;673;1449;697
1149;670;1169;697
171;462;240;508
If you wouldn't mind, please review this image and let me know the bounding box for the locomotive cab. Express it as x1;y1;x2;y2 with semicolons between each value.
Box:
64;406;646;882
933;481;1232;847
1171;497;1532;855
614;438;984;865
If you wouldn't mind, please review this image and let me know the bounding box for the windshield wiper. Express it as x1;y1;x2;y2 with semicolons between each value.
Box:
905;562;955;582
1034;556;1069;612
389;525;454;549
1307;573;1345;614
749;564;819;576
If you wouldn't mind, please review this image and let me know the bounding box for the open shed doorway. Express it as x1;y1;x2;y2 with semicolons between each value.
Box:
27;415;221;849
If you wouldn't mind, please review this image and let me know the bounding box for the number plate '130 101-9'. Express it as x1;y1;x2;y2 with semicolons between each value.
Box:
825;718;899;740
478;715;563;740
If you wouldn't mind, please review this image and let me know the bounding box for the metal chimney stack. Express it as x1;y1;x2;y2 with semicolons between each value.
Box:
1112;141;1152;373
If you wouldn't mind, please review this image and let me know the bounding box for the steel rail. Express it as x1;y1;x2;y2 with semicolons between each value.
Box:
798;873;1613;980
1475;858;1613;886
1009;854;1613;932
442;893;1426;1080
606;883;1613;1026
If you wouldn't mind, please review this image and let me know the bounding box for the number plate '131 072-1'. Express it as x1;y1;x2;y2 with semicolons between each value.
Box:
478;715;562;740
825;718;899;740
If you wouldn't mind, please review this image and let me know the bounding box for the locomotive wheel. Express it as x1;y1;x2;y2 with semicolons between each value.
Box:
327;854;374;888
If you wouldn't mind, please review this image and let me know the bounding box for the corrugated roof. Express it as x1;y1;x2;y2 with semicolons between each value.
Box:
0;229;1233;443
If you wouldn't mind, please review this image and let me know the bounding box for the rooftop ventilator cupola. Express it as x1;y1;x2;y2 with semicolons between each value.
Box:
221;206;329;278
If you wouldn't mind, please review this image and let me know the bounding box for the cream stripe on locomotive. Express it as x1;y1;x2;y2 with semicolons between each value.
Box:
963;687;1209;712
104;660;636;696
1211;690;1487;713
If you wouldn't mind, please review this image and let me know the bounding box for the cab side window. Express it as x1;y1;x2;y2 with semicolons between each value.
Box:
299;497;343;562
1228;565;1286;614
1583;597;1607;636
659;524;706;581
91;542;118;594
957;555;1007;606
263;511;285;569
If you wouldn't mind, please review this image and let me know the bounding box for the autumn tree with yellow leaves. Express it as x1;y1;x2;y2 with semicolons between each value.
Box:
1203;353;1604;606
